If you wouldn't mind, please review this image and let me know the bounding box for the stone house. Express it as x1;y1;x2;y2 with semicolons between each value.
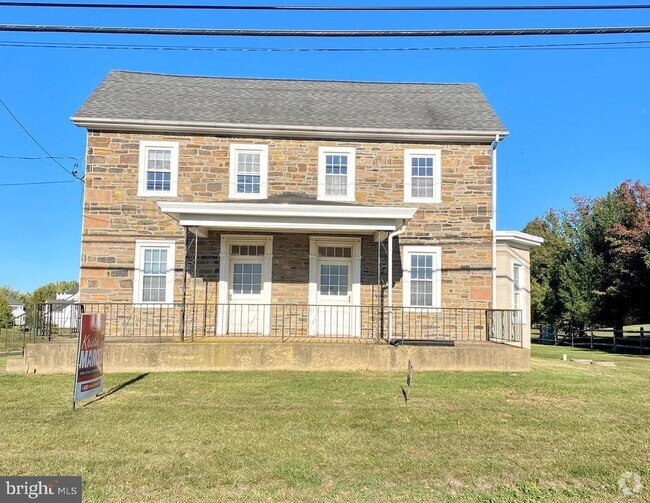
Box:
70;70;541;361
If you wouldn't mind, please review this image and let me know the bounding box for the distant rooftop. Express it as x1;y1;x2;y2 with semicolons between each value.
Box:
73;70;507;138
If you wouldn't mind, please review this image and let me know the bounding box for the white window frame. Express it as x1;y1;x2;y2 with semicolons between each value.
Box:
229;144;269;200
133;240;176;305
317;146;356;202
403;148;442;203
137;140;179;197
512;261;524;323
402;245;442;309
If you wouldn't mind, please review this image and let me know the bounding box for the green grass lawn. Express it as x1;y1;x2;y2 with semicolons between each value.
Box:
1;346;648;502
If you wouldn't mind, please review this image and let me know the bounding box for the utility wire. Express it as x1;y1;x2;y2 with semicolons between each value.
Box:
2;24;650;37
0;98;83;182
2;2;650;11
0;180;77;186
2;38;650;52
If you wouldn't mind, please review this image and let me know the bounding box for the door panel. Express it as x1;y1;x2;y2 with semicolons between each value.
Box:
312;258;355;336
229;259;267;334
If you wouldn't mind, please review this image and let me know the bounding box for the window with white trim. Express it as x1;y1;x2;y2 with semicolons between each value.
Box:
229;144;269;199
404;149;441;203
512;262;524;322
133;241;175;304
403;246;442;308
318;146;356;202
138;141;179;197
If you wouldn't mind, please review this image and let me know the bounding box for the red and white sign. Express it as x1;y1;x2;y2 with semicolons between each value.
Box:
73;313;106;404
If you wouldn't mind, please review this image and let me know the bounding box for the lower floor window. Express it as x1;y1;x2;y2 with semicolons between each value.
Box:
134;241;175;304
403;246;441;308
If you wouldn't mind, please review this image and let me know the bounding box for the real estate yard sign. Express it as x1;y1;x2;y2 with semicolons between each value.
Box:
73;313;106;409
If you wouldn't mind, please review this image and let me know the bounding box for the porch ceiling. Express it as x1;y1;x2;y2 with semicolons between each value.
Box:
158;201;417;234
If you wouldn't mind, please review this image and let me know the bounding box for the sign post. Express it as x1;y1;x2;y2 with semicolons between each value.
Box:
72;313;106;410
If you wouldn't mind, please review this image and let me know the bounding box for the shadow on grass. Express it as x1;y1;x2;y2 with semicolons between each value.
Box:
83;373;149;407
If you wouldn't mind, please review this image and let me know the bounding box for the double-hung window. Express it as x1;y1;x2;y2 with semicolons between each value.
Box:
403;246;442;308
404;149;441;203
512;262;524;322
138;141;179;197
133;241;175;304
317;147;356;202
229;144;269;199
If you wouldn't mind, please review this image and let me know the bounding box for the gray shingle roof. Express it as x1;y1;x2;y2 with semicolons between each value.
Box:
73;70;507;135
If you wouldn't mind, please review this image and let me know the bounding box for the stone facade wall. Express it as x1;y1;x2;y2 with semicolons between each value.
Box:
81;131;493;314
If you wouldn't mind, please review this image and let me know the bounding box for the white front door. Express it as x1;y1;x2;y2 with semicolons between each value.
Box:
218;237;272;336
229;258;267;334
309;240;361;337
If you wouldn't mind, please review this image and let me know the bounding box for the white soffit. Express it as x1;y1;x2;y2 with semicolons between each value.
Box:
158;201;417;234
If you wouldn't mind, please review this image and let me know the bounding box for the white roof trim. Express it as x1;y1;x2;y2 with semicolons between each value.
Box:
158;201;417;234
71;116;508;143
496;230;544;249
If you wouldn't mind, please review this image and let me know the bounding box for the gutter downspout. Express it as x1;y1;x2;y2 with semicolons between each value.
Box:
387;224;407;343
491;134;500;309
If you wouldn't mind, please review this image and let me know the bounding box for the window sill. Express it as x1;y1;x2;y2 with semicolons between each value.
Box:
137;191;178;198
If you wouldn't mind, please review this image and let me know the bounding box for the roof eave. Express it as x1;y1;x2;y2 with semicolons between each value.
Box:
495;230;544;249
71;116;509;143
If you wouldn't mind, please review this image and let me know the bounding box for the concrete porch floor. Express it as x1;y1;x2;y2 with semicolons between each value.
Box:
13;338;529;374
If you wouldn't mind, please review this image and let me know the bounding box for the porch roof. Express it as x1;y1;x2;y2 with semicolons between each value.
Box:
158;201;417;234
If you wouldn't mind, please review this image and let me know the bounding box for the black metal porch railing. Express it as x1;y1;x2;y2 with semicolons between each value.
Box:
32;303;523;346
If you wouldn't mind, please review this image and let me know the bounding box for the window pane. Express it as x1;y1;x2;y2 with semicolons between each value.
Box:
324;153;349;196
410;155;436;199
232;262;263;295
141;247;168;302
145;148;173;193
410;253;435;306
320;263;348;296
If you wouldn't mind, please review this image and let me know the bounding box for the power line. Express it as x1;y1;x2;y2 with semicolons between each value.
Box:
2;24;650;37
1;38;650;52
2;1;650;11
0;180;77;186
0;98;83;181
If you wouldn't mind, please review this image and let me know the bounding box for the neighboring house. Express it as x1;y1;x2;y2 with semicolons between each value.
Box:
6;295;25;326
43;286;80;330
71;70;541;352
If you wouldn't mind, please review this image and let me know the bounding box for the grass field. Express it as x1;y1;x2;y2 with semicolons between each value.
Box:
0;346;648;502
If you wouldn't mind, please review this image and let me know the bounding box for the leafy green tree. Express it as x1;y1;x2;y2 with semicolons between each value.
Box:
525;180;650;329
0;295;13;328
523;209;571;325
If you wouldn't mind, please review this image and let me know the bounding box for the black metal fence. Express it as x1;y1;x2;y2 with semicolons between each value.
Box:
0;325;26;356
533;325;647;354
32;302;524;346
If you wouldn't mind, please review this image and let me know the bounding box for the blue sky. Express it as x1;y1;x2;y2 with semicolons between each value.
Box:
1;2;649;292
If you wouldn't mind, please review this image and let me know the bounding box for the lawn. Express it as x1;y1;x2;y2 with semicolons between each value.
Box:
0;346;648;502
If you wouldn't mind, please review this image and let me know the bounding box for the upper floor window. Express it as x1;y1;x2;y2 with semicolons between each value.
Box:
403;246;442;309
229;144;269;199
318;146;356;202
138;141;179;197
133;240;175;304
403;149;441;203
